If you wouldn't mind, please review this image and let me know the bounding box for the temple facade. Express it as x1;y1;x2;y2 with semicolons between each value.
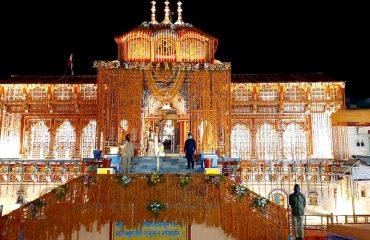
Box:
1;0;359;218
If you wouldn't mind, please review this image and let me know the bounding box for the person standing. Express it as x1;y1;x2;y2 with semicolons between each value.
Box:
146;127;155;156
184;133;196;169
289;184;306;240
120;134;134;173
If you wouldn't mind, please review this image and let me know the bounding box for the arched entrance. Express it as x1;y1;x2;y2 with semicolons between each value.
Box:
143;96;189;156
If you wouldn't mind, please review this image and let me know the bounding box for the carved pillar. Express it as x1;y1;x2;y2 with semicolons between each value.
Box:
277;122;285;161
250;119;257;161
73;127;82;159
179;120;186;154
19;116;25;157
48;127;56;159
24;129;31;158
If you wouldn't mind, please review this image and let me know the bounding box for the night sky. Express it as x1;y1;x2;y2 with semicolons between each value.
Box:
0;1;368;99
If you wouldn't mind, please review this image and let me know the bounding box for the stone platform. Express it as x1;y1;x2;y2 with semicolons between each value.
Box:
130;156;203;174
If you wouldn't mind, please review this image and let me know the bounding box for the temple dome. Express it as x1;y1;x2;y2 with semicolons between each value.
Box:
114;1;218;63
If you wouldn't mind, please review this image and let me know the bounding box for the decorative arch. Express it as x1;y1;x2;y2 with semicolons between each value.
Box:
30;121;50;159
269;189;288;208
154;30;178;62
256;123;277;160
0;113;21;158
231;124;251;160
81;120;97;158
55;121;76;159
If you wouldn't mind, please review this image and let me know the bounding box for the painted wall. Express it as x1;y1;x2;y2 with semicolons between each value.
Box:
347;126;370;156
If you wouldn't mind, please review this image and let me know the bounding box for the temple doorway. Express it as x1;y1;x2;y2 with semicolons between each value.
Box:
144;97;189;156
159;113;180;154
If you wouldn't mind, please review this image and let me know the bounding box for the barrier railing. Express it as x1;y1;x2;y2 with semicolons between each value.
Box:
0;174;290;240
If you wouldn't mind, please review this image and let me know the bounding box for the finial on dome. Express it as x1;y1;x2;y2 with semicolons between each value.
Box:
162;0;172;24
150;1;158;24
175;1;184;25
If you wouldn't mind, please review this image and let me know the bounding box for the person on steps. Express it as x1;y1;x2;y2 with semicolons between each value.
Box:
184;133;196;169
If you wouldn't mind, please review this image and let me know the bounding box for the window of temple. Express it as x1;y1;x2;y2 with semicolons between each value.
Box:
30;121;50;159
54;85;73;101
154;34;177;61
256;123;277;160
232;84;252;102
329;87;339;100
181;38;206;61
231;124;251;159
128;38;151;61
308;191;318;206
81;121;97;158
285;86;306;101
283;123;307;161
30;86;48;101
259;86;278;101
3;85;24;102
0;113;21;158
80;84;97;100
55;122;76;159
311;88;326;100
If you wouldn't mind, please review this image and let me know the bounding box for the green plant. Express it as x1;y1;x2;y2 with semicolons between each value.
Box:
82;175;96;188
177;174;191;188
147;201;166;217
231;184;249;200
53;185;68;200
251;196;269;214
205;174;225;186
115;175;133;188
25;199;46;219
147;173;165;187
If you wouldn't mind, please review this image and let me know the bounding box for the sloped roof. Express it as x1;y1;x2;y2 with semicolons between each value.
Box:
231;73;340;83
0;75;97;84
332;109;370;124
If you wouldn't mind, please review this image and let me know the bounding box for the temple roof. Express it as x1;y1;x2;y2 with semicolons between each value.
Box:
0;75;97;84
231;73;342;83
0;73;345;85
113;1;218;63
332;109;370;125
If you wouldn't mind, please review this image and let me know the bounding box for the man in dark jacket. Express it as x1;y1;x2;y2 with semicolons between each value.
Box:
184;133;196;169
289;184;306;240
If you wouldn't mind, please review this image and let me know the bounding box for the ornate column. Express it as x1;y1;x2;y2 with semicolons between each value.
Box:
250;119;257;161
73;127;82;159
47;127;56;159
179;119;186;154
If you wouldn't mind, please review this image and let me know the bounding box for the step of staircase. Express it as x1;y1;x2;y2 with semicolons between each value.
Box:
130;156;203;174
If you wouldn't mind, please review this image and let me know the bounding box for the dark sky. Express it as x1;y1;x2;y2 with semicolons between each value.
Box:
0;1;368;99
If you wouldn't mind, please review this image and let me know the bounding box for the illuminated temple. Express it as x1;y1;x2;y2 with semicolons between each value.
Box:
1;1;369;239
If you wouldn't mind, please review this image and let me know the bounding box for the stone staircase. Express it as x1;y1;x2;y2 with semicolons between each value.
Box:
130;156;203;174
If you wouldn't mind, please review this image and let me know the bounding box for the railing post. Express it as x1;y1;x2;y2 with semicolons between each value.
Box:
330;213;334;230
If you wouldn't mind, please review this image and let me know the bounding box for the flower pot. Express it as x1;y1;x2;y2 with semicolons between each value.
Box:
102;158;112;168
204;158;213;168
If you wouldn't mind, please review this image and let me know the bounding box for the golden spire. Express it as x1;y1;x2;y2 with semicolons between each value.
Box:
162;0;172;24
151;1;158;24
175;1;184;25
